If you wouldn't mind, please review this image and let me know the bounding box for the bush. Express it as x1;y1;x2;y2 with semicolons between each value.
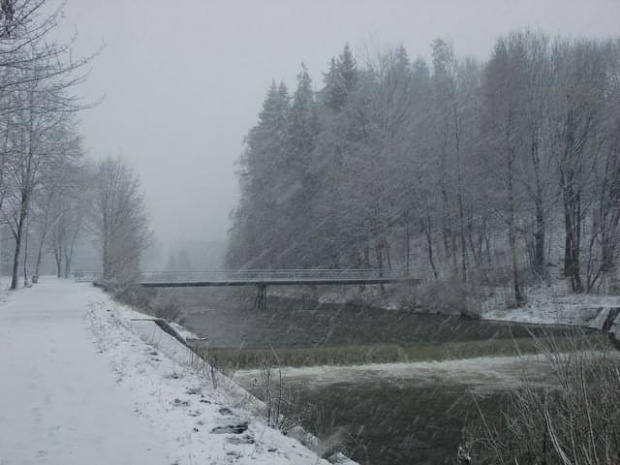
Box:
109;281;153;310
151;293;184;323
397;276;487;316
108;282;185;323
466;332;620;464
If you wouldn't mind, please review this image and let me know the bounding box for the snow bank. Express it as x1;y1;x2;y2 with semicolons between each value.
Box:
86;287;339;465
482;284;620;336
0;277;341;465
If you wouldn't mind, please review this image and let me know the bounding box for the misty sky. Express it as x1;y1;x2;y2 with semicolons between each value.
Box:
61;0;620;248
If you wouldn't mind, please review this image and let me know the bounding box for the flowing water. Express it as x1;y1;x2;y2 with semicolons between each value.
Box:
163;288;593;464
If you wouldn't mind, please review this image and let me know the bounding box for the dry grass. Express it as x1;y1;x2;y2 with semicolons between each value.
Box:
465;332;620;464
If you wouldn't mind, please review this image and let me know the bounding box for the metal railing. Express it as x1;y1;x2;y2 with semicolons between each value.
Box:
72;271;103;283
74;269;409;284
139;269;404;283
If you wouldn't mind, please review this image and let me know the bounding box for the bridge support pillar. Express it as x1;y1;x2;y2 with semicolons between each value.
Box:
254;284;267;311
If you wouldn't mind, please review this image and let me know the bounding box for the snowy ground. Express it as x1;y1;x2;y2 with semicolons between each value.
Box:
272;278;620;333
0;278;341;465
482;283;620;336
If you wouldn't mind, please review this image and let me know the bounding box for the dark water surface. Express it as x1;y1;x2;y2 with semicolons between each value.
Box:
261;380;504;465
232;357;558;464
177;289;566;349
163;288;585;464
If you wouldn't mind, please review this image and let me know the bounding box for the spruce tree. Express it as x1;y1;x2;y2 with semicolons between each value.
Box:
226;82;290;268
278;64;319;267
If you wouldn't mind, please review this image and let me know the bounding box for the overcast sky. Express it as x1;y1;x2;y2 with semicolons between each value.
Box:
61;0;620;248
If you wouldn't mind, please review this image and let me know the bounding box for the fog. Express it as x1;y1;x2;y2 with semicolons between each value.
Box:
2;3;619;461
61;0;620;249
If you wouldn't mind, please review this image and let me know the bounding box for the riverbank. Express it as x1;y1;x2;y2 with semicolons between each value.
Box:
117;282;620;464
481;283;620;337
154;285;613;464
0;278;343;465
268;279;620;338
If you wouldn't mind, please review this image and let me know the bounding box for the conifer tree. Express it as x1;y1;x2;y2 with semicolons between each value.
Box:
227;81;290;268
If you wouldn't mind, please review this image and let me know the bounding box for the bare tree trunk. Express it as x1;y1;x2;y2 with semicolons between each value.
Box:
531;136;547;279
450;229;458;273
53;245;62;278
63;220;81;279
34;196;54;279
375;240;384;276
10;188;29;290
102;229;110;279
563;180;584;293
454;118;468;282
404;224;411;277
423;215;439;280
439;174;452;261
533;197;546;277
508;155;525;306
23;215;29;282
34;229;47;278
63;257;70;278
384;238;392;271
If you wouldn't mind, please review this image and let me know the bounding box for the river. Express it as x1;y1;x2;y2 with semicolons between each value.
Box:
160;287;592;464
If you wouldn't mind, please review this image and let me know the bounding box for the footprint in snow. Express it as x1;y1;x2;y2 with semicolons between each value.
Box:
226;451;243;460
218;407;233;416
210;422;249;435
226;434;255;445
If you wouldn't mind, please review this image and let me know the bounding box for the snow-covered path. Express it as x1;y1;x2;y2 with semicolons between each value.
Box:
0;279;333;465
0;279;170;465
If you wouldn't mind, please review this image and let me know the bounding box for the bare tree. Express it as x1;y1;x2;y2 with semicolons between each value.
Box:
549;39;609;292
89;156;151;281
1;75;80;289
0;0;95;289
430;39;479;281
484;36;530;305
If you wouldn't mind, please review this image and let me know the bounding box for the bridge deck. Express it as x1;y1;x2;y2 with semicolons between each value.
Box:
74;270;418;287
139;270;414;287
139;278;416;288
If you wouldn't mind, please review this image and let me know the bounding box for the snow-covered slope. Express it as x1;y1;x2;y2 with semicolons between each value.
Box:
0;278;336;465
482;284;620;337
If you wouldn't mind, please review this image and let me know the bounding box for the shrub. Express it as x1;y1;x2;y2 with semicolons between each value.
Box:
466;332;620;464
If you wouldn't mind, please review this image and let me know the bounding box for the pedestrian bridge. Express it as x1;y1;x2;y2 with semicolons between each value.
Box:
75;269;416;286
74;269;418;310
140;269;415;287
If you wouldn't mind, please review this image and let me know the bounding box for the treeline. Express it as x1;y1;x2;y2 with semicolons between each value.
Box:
0;0;150;288
226;31;620;302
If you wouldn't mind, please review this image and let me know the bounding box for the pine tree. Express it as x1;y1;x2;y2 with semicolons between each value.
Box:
322;43;358;112
226;81;290;268
314;46;362;267
276;64;319;267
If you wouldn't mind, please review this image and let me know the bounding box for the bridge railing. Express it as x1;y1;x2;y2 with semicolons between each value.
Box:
73;269;408;284
72;271;103;283
139;269;403;283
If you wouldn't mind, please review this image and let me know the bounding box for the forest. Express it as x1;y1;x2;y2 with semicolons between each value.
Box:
227;31;620;304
